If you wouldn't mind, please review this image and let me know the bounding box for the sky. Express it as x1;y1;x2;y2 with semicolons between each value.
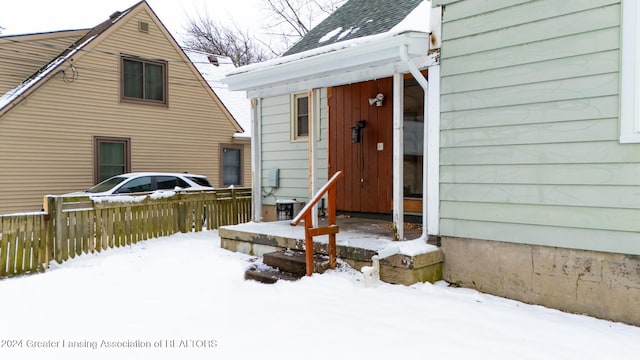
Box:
0;229;639;360
0;0;264;43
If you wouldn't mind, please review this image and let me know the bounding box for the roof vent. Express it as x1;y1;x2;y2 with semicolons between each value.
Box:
207;55;219;66
109;11;122;20
138;21;149;33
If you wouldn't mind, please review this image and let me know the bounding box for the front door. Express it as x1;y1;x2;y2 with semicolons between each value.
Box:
328;78;393;214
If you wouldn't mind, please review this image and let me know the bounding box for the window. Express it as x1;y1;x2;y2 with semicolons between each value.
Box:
155;176;190;190
221;145;243;186
620;0;640;143
94;137;130;183
121;56;167;104
115;176;152;194
291;92;309;140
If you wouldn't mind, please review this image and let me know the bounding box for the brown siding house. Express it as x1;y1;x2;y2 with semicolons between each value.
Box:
0;1;250;214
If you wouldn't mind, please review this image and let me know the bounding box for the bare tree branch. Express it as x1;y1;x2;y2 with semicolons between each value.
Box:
181;0;347;62
182;12;270;66
260;0;347;52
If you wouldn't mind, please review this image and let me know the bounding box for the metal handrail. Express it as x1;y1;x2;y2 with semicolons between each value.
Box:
291;171;343;276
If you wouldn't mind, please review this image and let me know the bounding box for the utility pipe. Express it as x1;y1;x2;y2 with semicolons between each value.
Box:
399;44;431;241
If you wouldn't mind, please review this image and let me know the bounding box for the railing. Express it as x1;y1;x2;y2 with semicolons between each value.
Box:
0;188;251;278
291;171;343;276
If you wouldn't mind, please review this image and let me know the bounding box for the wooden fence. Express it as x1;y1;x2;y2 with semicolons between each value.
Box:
0;188;251;278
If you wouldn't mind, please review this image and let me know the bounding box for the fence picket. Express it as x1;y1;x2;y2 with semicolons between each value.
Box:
7;217;17;275
1;188;250;278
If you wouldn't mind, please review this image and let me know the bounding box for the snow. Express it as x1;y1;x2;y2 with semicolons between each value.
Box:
318;26;343;43
389;0;431;33
184;50;251;138
2;230;637;360
226;1;432;78
91;194;148;203
0;34;97;111
337;26;360;40
225;220;433;256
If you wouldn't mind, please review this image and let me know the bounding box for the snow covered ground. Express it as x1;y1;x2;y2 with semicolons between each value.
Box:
1;230;638;360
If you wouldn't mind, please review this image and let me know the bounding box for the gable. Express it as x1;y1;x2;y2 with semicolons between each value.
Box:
0;1;243;134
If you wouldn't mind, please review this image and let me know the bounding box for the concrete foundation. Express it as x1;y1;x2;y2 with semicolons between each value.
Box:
441;236;640;326
219;221;443;285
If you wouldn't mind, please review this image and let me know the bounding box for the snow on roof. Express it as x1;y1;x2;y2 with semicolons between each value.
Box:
185;50;251;138
0;5;136;113
319;27;343;43
0;34;98;111
226;0;430;79
389;0;430;33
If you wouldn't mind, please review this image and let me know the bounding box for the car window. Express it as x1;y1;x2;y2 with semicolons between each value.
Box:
115;176;152;194
87;176;127;193
186;176;212;187
156;176;190;190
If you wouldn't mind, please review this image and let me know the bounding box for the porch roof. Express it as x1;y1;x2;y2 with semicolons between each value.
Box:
222;30;432;98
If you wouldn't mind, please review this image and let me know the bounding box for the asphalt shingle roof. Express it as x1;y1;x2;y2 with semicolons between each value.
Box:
283;0;424;56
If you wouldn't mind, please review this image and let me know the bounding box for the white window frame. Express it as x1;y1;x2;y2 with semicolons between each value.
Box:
620;0;640;143
290;92;309;141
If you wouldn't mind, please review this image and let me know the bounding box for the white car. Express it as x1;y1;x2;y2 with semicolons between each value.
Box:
66;172;214;197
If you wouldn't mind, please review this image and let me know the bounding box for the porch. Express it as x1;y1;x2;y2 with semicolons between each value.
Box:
219;215;444;285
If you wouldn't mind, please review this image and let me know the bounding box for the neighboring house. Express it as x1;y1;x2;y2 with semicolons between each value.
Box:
224;0;640;326
0;0;248;214
184;50;251;189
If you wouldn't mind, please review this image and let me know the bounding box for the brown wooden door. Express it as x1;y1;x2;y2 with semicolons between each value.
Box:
328;78;393;214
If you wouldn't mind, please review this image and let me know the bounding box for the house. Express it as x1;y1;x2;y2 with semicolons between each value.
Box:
222;0;443;281
224;0;640;326
0;0;249;214
431;0;640;326
184;50;251;190
224;0;435;231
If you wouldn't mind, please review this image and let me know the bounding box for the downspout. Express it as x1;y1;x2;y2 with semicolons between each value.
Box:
251;98;262;222
399;45;429;241
375;45;434;264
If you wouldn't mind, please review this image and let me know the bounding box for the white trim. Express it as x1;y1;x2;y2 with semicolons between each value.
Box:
290;92;309;141
309;89;319;227
620;0;640;143
392;72;404;241
224;32;431;98
251;98;262;222
426;65;440;236
400;45;439;238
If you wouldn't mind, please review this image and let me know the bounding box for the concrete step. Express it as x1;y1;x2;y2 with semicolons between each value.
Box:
244;265;303;284
263;250;330;276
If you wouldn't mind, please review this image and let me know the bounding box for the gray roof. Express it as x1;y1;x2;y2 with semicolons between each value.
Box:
283;0;424;56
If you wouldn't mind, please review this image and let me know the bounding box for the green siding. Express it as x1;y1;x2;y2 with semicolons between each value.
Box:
260;90;328;205
438;0;640;255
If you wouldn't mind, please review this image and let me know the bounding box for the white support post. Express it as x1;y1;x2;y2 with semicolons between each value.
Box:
426;65;440;235
392;71;404;241
309;89;319;227
251;98;262;222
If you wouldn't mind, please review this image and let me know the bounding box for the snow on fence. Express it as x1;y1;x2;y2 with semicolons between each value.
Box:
0;188;251;278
